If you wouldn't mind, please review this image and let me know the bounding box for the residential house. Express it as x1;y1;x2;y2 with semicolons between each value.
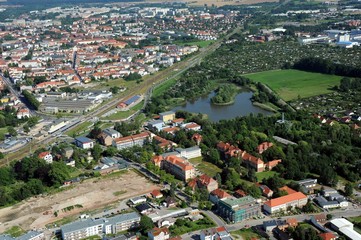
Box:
74;136;94;149
38;151;53;164
257;184;273;198
297;179;317;194
234;190;247;198
263;192;308;214
63;147;74;159
318;233;337;240
150;189;163;199
99;133;113;146
164;196;177;208
217;196;260;223
192;133;203;145
17;108;30;119
182;122;201;131
135;203;153;215
197;174;219;192
209;189;231;204
257;142;273;154
148;227;170;240
200;226;232;240
103;128;121;139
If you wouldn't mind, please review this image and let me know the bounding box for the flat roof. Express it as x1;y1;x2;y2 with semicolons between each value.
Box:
61;218;104;234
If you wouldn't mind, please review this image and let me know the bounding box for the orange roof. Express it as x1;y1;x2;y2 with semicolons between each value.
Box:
185;123;200;129
286;218;298;226
278;186;297;195
151;227;169;237
38;151;50;159
165;155;194;171
150;189;163;197
319;233;336;240
172;118;184;123
264;192;307;208
188;178;198;189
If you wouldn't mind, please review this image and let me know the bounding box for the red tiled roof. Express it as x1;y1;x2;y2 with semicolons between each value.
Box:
38;151;50;159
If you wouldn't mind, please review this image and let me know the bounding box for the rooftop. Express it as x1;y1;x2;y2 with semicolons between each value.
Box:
264;192;307;208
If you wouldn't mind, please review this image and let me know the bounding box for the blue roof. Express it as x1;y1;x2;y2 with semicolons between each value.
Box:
75;136;93;143
124;95;141;105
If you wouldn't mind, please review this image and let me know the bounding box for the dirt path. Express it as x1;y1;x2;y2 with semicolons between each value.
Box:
0;170;158;232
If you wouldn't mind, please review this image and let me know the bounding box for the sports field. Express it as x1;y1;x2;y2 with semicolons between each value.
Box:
245;70;342;101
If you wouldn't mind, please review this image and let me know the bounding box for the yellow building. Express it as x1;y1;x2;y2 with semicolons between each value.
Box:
159;111;175;122
0;97;10;103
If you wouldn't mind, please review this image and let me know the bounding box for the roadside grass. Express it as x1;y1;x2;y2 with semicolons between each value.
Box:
245;69;342;101
256;171;278;182
175;40;215;48
65;121;93;137
4;226;25;237
152;78;178;98
231;228;262;240
113;190;127;196
196;161;222;177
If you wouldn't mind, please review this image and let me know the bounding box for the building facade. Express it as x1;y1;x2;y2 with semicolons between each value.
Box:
217;196;260;223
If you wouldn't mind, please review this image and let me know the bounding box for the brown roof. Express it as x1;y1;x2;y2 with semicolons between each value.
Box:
151;227;169;237
211;189;231;199
278;186;297;195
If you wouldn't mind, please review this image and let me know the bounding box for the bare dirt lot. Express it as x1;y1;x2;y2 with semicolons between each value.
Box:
0;170;158;232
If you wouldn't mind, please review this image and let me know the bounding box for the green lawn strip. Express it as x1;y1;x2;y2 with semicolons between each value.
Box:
169;213;216;236
175;40;215;48
245;69;342;101
65;121;93;137
256;171;279;182
4;226;25;237
231;228;262;240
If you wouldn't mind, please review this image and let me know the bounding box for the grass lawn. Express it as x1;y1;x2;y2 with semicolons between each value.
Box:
188;156;203;165
175;40;215;48
196;161;222;177
256;171;278;182
65;121;93;137
4;226;25;237
231;229;262;240
245;69;342;101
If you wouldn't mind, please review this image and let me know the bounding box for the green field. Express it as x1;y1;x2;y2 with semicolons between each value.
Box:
231;229;262;240
4;226;25;237
245;70;342;101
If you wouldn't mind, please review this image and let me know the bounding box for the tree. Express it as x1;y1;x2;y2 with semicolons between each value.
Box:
92;144;103;161
23;124;30;133
104;146;117;157
139;215;154;234
344;183;353;197
7;126;17;137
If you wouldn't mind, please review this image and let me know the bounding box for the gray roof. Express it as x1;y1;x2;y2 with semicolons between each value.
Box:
75;136;93;143
106;212;140;225
16;231;43;240
0;235;15;240
103;128;120;135
159;111;175;116
148;119;163;125
61;218;105;234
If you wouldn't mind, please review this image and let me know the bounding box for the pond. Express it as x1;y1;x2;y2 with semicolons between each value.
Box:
172;90;272;122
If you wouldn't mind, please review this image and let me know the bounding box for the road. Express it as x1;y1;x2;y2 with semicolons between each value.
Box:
180;207;361;240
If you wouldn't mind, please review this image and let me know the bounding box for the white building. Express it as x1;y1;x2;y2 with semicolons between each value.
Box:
175;146;202;159
74;136;94;149
330;218;361;240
